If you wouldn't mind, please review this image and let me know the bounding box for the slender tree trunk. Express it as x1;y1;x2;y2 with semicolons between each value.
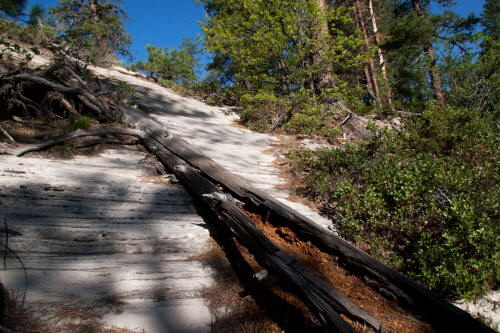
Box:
314;0;333;88
353;0;380;105
368;0;394;110
411;0;446;107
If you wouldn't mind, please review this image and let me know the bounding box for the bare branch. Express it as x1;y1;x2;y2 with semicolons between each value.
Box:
0;124;15;143
7;127;145;157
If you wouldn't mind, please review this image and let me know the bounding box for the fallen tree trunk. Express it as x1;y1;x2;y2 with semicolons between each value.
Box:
119;106;495;333
119;115;384;332
140;137;383;332
2;55;490;331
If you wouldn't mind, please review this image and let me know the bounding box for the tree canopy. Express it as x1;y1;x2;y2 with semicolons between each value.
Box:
48;0;131;64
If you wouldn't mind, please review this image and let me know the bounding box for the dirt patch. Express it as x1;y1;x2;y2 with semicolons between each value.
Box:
191;239;283;333
244;210;435;333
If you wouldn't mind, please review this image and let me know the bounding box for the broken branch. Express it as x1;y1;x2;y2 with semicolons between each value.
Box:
8;127;145;157
0;124;15;143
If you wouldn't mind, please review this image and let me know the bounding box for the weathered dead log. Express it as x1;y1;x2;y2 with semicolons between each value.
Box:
119;106;495;333
2;128;145;157
115;116;386;332
143;141;374;332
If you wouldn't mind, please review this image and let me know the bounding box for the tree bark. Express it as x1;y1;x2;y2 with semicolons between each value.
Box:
353;0;381;105
314;0;333;88
368;0;394;110
411;0;446;107
0;124;15;143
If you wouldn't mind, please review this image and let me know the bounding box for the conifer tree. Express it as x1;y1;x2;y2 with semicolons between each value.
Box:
129;36;202;86
200;0;364;100
0;0;44;25
411;0;445;106
48;0;131;64
0;0;26;18
376;0;455;110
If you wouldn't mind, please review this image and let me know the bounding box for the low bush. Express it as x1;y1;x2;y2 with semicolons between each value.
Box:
289;104;499;300
59;115;93;134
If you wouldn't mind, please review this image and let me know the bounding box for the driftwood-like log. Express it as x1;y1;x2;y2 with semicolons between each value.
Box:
120;106;495;333
5;128;145;157
202;191;385;333
140;136;373;332
117;117;386;332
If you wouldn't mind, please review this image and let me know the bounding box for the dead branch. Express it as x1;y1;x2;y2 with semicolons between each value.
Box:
3;127;145;157
41;91;78;117
393;110;421;118
10;73;111;120
339;112;352;126
0;124;15;143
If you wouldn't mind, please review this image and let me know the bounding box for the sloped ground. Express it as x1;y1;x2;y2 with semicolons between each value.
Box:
92;65;335;231
90;65;499;331
0;147;214;332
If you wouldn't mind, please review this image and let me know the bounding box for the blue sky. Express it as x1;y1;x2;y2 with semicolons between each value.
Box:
27;0;208;66
27;0;486;70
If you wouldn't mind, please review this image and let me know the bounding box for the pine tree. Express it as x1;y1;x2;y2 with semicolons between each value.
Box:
353;0;381;105
129;37;202;86
0;0;26;18
48;0;131;64
411;0;445;107
376;0;456;110
200;0;364;100
481;0;499;45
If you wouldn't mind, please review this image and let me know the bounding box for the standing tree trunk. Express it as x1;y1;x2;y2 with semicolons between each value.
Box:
353;0;381;105
368;0;394;110
314;0;333;89
411;0;446;107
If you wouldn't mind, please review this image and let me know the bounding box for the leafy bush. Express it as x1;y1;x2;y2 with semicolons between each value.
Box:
286;103;340;142
59;116;93;134
240;90;286;132
289;104;499;300
240;88;346;141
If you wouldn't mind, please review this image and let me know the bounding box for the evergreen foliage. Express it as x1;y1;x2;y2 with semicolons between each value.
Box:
199;0;367;135
289;105;499;300
48;0;131;65
0;0;44;26
129;36;203;86
0;0;27;18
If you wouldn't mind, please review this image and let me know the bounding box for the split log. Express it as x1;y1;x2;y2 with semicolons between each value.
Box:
119;106;495;333
111;114;383;331
141;137;380;332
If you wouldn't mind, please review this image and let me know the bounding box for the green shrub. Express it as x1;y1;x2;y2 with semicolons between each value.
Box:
59;116;93;134
286;103;340;142
240;90;286;132
289;105;499;300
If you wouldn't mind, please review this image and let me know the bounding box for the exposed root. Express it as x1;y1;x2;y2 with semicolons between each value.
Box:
1;127;145;156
